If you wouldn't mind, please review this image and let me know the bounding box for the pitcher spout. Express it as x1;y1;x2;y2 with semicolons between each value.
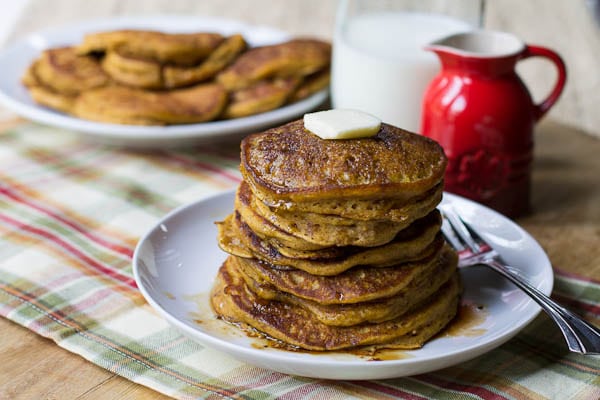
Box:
426;30;526;74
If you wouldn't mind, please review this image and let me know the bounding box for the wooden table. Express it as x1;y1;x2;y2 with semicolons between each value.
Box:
1;1;598;399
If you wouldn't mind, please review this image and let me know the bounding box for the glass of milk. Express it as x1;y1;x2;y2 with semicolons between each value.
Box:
331;0;483;133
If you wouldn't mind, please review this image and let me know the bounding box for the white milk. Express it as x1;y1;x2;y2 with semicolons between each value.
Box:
331;12;471;133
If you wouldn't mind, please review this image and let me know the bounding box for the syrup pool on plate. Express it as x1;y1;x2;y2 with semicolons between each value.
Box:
331;12;471;133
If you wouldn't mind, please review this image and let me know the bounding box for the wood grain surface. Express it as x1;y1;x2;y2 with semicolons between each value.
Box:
1;1;598;399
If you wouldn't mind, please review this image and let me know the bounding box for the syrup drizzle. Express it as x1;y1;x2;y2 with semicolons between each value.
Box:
442;302;488;338
189;291;488;361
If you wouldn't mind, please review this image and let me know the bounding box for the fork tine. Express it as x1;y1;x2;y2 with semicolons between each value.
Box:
441;216;465;251
441;206;481;253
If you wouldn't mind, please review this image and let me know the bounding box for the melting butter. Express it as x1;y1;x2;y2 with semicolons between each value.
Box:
303;109;381;139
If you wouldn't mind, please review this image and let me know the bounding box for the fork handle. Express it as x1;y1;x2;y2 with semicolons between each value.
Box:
486;259;600;355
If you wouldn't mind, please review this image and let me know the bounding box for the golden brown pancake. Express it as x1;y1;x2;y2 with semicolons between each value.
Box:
234;181;330;251
217;210;444;276
21;63;37;87
31;47;109;95
26;86;77;113
101;49;163;89
86;34;246;90
163;34;247;88
22;63;77;113
232;181;441;254
250;189;437;247
211;256;460;351
222;77;301;119
289;69;330;102
217;39;331;91
240;120;447;205
234;245;446;305
256;182;444;223
77;30;224;66
22;47;109;113
241;246;457;326
73;83;227;125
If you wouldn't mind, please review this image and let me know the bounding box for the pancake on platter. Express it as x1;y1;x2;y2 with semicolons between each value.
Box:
255;182;444;222
217;210;444;276
22;47;108;113
76;30;225;66
100;34;248;90
22;64;77;113
240;120;446;214
234;246;446;305
211;256;461;351
250;188;438;247
217;39;331;91
222;77;301;119
73;83;226;125
32;47;109;95
234;181;330;252
163;34;247;88
239;246;457;326
289;69;331;102
232;181;445;253
100;49;163;89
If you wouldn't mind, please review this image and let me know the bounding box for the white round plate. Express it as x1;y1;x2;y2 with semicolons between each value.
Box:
133;191;553;380
0;16;328;148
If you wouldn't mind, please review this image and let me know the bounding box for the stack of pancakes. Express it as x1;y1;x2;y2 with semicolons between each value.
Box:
212;119;461;351
22;30;331;125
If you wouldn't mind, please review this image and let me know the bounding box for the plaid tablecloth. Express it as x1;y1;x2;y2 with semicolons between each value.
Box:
0;122;599;400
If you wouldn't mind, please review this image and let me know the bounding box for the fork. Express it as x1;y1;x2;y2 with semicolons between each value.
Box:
440;205;600;355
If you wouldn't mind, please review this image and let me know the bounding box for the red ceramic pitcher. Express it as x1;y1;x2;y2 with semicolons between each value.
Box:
421;31;566;217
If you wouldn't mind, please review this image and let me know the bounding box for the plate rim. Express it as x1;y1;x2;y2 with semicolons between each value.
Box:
0;15;328;146
132;189;554;378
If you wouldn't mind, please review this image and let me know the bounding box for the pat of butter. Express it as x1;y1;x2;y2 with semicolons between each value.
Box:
304;109;381;139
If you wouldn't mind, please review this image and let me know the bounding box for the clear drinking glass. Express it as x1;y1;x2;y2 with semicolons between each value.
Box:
331;0;484;133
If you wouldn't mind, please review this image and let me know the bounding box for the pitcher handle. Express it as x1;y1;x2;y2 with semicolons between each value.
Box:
521;45;567;121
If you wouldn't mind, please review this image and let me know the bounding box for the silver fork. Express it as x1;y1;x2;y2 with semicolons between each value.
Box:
440;205;600;355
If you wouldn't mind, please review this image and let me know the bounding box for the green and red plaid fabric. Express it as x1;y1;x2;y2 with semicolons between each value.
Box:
0;122;599;400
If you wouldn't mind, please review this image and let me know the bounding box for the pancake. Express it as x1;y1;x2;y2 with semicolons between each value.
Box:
31;47;109;95
97;35;246;90
235;244;446;305
101;49;163;89
77;30;224;66
234;180;440;253
73;83;227;125
250;188;437;246
21;63;37;87
240;246;457;326
217;210;444;276
234;181;330;251
26;85;77;113
266;236;359;260
211;256;460;351
22;47;108;114
234;187;407;259
240;120;447;204
289;69;331;102
222;77;301;119
22;63;77;113
255;181;444;223
217;39;331;91
164;34;247;88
